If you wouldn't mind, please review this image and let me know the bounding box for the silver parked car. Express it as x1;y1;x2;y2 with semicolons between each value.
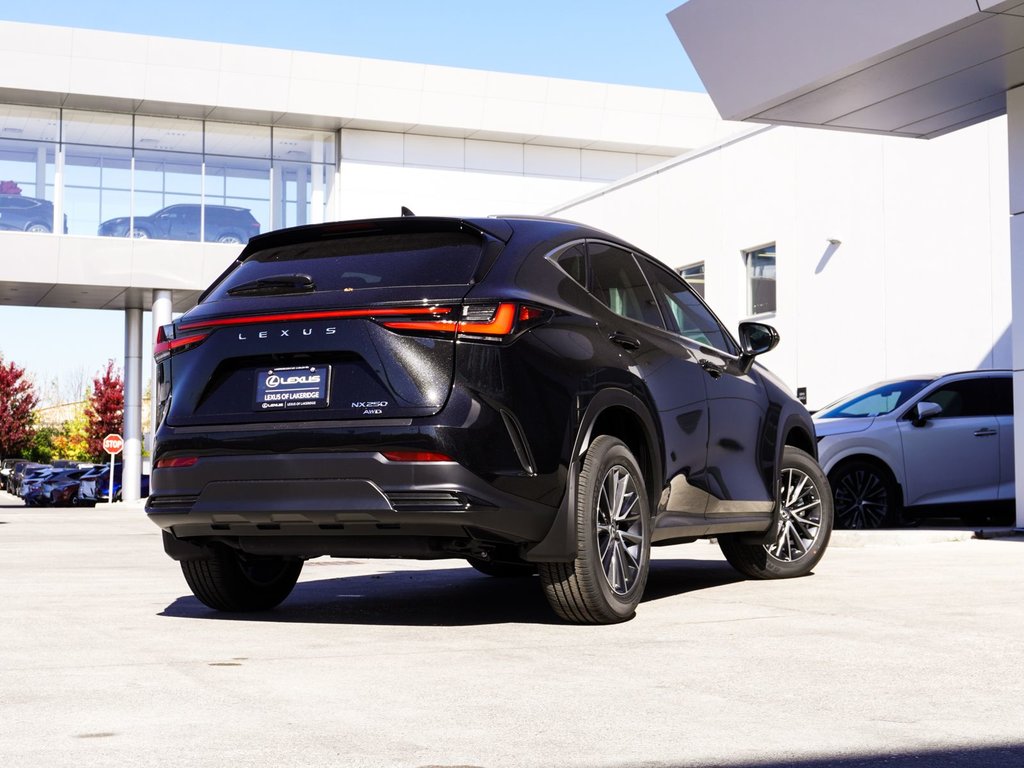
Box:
813;370;1013;528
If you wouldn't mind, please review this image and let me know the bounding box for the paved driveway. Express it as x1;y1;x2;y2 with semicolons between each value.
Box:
1;493;1022;768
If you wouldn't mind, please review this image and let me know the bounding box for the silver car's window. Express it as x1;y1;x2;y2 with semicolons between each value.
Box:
917;378;1009;419
820;379;931;418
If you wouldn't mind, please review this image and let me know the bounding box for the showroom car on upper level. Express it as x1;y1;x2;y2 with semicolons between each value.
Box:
0;193;61;233
147;214;833;623
813;370;1013;528
98;204;260;244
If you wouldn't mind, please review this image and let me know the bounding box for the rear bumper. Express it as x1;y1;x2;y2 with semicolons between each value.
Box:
146;452;562;560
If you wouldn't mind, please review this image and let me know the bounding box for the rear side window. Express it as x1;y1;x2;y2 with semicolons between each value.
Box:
206;231;485;300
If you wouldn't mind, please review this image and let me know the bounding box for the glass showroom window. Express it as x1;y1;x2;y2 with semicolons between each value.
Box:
745;244;776;315
128;116;203;241
273;127;336;228
62;110;133;237
205;121;271;242
679;262;705;299
0;105;59;234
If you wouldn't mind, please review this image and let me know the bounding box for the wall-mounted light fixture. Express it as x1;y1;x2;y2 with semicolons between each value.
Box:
827;238;842;246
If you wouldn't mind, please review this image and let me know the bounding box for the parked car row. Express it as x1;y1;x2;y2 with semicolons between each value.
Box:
0;458;149;506
813;370;1014;529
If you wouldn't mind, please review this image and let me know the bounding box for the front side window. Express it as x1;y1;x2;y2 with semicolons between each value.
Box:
916;378;1001;419
588;242;662;327
745;244;776;315
643;260;734;352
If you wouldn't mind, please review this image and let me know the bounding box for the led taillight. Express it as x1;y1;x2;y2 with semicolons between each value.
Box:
155;456;199;469
381;302;546;339
381;450;453;462
154;325;209;362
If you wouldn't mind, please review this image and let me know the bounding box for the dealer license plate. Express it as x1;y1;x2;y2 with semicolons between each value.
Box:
254;365;330;411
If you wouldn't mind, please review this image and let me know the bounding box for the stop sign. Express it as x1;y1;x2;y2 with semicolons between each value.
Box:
102;434;125;455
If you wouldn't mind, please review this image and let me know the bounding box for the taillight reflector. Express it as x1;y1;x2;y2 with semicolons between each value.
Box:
155;456;199;469
381;450;453;462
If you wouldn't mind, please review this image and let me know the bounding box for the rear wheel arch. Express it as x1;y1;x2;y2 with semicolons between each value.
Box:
578;389;662;508
524;387;661;563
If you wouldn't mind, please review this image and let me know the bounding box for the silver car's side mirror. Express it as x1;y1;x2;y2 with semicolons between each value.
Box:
912;400;942;427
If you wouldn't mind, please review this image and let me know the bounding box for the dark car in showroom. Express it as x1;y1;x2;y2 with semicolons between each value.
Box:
147;215;832;623
98;203;260;244
814;370;1013;528
0;193;62;233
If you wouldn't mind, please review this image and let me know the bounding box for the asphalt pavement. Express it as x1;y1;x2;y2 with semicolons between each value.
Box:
1;490;1022;768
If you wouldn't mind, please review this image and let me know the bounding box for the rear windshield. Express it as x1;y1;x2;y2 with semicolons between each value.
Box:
206;231;485;300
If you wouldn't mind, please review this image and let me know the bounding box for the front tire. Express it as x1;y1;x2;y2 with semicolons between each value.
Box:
539;435;651;624
719;446;833;580
829;459;901;529
181;547;303;612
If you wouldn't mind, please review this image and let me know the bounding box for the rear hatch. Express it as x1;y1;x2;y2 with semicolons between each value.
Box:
159;218;505;427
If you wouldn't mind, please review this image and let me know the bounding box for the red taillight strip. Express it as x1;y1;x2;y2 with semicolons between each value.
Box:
178;306;452;332
382;303;517;336
154;332;209;360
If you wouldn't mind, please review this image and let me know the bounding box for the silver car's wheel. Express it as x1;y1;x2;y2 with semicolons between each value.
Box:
131;227;150;239
830;461;899;529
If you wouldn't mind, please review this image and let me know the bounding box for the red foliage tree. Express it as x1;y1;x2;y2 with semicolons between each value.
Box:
0;356;38;457
84;360;124;461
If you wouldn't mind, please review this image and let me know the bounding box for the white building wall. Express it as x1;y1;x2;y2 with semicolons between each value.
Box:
550;120;1011;410
337;129;673;219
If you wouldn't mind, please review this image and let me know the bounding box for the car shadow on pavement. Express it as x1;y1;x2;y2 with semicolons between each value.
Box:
159;556;743;626
684;743;1024;768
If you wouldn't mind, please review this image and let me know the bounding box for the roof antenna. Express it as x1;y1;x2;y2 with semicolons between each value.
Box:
401;206;415;217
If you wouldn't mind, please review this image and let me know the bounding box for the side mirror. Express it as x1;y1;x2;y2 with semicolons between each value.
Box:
737;321;779;373
912;400;941;427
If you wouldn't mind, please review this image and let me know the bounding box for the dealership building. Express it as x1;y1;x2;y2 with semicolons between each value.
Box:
0;15;1017;518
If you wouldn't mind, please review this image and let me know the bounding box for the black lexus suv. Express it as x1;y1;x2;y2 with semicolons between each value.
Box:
147;215;832;623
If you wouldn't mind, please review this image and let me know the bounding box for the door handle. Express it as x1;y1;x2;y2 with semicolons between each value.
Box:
974;428;997;437
608;332;641;351
700;359;724;379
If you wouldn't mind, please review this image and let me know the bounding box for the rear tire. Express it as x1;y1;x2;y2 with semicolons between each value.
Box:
180;547;303;612
539;435;651;624
719;446;833;579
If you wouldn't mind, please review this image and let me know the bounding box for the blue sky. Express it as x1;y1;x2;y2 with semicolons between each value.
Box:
0;1;705;398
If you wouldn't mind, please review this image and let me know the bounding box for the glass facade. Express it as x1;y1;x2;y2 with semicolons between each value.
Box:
0;105;336;243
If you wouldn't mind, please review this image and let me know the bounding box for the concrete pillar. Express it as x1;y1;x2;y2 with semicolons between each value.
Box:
150;290;173;437
1007;86;1024;530
123;306;143;503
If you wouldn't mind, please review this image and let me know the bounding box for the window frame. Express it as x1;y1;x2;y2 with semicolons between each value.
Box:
744;243;776;317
